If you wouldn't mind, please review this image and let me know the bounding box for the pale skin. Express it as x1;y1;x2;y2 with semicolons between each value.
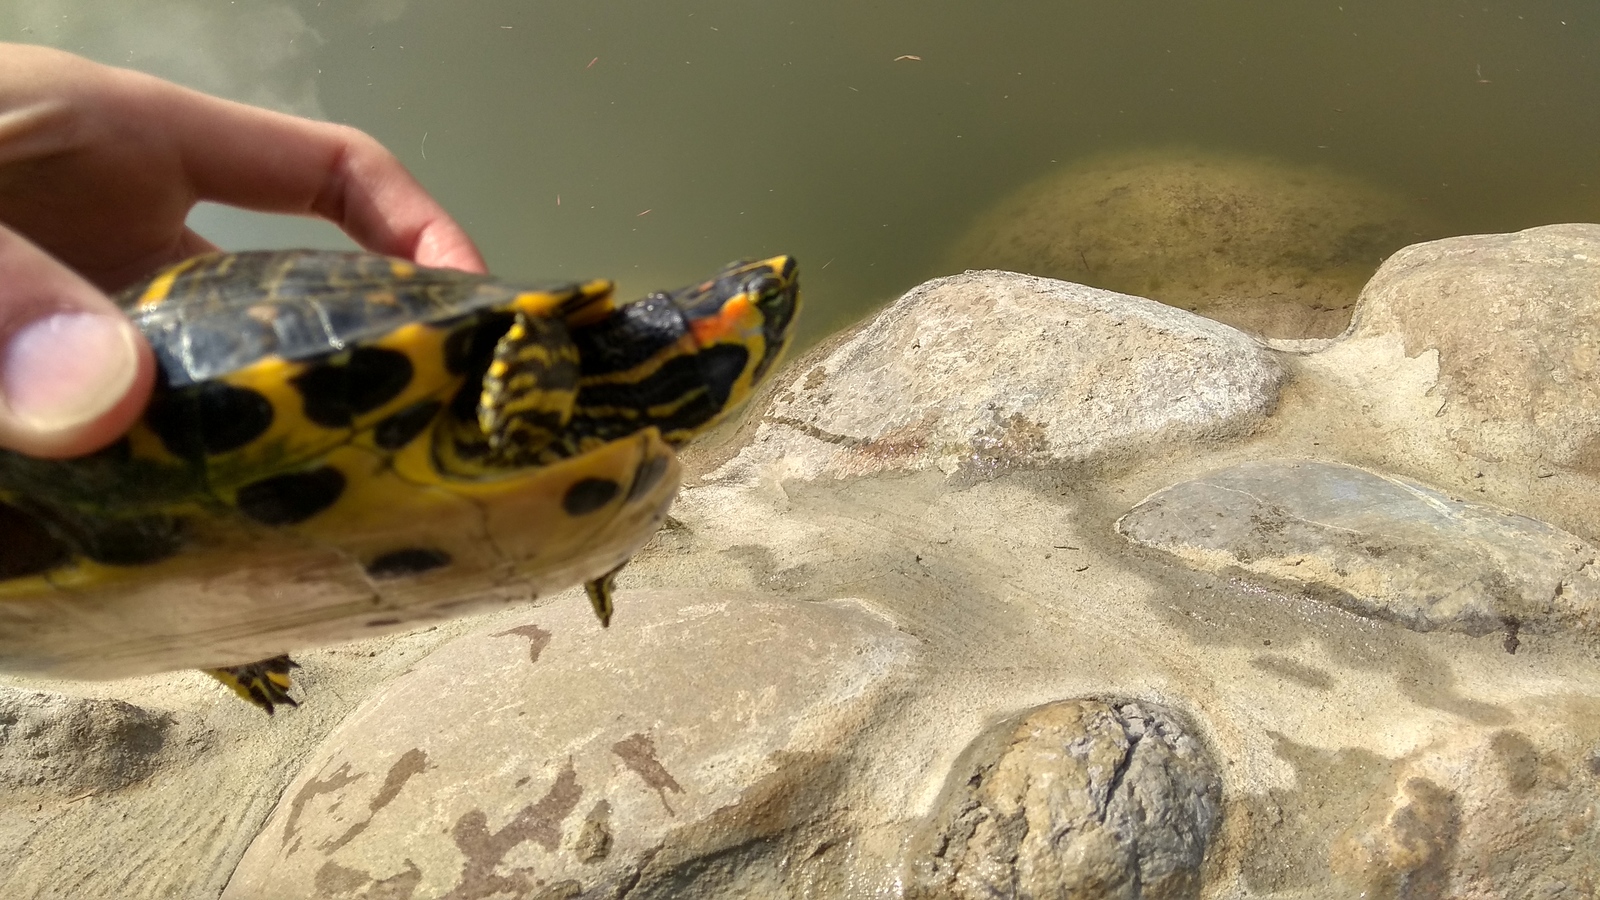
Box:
0;43;486;458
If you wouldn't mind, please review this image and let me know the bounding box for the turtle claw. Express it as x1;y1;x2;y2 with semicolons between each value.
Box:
206;655;300;714
583;564;625;628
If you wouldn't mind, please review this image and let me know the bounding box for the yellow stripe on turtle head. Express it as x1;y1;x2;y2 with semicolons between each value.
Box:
676;254;801;425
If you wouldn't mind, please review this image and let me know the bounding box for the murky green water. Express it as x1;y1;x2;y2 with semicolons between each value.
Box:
5;1;1598;346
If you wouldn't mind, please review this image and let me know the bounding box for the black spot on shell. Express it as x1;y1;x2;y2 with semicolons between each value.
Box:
291;347;414;428
196;384;277;454
372;400;443;451
235;466;346;526
289;366;347;428
146;381;275;459
365;547;452;579
563;478;620;516
625;453;673;503
141;382;195;459
344;348;416;413
0;501;70;579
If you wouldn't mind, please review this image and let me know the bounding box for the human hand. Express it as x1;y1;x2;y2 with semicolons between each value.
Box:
0;43;486;458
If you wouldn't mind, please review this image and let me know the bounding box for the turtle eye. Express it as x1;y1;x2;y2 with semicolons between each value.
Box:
745;275;782;304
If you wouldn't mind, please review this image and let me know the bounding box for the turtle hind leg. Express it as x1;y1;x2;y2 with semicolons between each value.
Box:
479;311;579;464
436;310;579;476
205;655;300;714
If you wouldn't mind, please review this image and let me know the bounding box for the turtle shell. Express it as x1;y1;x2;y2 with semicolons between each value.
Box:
0;250;799;681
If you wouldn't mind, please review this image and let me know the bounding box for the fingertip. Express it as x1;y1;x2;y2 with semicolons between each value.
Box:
414;226;488;274
0;311;154;458
312;126;486;273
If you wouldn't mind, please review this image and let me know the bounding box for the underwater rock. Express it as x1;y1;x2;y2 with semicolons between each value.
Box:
945;149;1439;339
1115;459;1600;641
1350;224;1600;474
732;270;1283;483
221;591;916;900
906;699;1222;900
0;687;168;799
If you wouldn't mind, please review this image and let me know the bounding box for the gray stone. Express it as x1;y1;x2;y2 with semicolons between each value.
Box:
944;149;1440;338
906;699;1221;900
0;687;168;798
1116;459;1600;640
1350;224;1600;472
222;591;916;899
730;270;1284;483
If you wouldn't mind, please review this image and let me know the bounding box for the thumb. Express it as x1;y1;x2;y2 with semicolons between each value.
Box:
0;223;154;458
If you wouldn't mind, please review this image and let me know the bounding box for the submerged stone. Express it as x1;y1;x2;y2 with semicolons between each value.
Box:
945;149;1439;338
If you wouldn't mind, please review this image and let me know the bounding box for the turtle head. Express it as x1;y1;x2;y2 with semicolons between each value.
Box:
559;256;798;450
668;254;800;430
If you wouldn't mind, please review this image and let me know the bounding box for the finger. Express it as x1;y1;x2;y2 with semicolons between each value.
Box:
302;126;488;273
0;223;154;458
56;227;224;295
174;227;221;260
127;77;486;271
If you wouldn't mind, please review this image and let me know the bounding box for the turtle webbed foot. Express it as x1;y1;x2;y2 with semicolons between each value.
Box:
205;655;300;713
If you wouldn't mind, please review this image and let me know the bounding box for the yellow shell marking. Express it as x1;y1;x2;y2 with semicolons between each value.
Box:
131;255;211;308
202;321;455;493
0;430;680;678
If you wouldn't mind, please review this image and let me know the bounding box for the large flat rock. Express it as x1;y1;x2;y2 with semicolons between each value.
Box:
222;591;916;899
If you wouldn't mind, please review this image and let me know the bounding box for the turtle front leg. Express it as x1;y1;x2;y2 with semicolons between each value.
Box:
205;655;300;713
583;563;626;628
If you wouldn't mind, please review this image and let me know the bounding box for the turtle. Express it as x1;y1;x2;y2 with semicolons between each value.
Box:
0;249;799;712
